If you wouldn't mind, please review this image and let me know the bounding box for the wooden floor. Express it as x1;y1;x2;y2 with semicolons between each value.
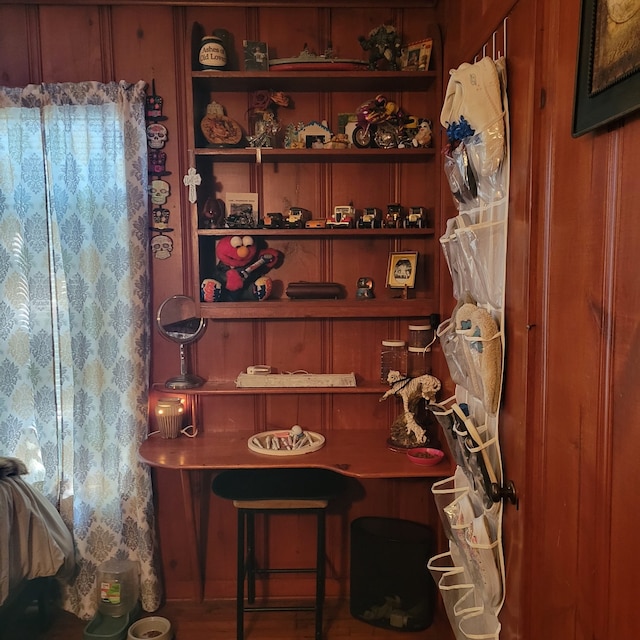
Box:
8;599;455;640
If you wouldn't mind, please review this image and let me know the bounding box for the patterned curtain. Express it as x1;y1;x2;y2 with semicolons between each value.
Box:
0;81;161;618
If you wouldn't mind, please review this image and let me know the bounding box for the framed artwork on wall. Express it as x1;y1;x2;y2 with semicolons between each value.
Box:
572;0;640;136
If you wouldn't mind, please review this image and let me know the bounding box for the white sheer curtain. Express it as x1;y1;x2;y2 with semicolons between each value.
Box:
0;81;161;618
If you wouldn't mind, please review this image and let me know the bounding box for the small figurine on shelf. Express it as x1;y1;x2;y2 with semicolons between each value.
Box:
201;234;283;303
411;119;433;148
358;23;402;71
380;371;441;448
201;195;226;229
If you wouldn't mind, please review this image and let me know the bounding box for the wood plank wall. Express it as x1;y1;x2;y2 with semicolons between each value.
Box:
0;1;447;603
439;1;640;640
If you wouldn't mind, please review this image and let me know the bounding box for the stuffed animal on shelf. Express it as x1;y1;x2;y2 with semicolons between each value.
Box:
201;234;283;302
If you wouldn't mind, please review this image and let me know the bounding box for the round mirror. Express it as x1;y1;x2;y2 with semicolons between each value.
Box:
157;295;207;389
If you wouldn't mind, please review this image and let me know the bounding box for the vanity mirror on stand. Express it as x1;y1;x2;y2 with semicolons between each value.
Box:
157;295;207;389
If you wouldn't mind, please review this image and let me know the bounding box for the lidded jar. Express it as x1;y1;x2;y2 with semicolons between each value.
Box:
199;35;227;70
380;339;407;383
407;323;433;377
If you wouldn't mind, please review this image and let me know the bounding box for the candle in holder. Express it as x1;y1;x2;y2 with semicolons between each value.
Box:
155;398;184;439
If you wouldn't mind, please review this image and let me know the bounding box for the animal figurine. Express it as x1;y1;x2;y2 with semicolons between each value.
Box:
380;370;441;444
201;234;283;302
412;119;433;148
358;24;402;71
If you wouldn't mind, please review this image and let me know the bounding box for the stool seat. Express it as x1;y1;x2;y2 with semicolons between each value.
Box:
212;467;347;502
212;468;347;640
232;498;328;509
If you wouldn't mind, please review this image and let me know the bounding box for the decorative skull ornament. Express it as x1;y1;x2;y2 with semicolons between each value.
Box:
146;122;168;149
149;179;170;205
148;149;168;176
151;233;173;260
152;207;170;229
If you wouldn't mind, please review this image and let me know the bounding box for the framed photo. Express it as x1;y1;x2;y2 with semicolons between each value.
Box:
572;0;640;137
243;40;269;71
386;251;418;289
225;192;259;228
305;134;327;149
401;38;433;72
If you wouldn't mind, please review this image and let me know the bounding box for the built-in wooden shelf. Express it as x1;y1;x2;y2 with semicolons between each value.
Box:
196;227;434;237
192;69;437;92
193;147;435;162
195;297;436;319
152;380;389;395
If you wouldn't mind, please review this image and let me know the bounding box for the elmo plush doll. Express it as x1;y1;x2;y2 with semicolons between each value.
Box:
201;234;283;302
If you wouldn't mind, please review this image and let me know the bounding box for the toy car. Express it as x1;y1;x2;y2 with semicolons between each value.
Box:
284;206;312;228
357;207;382;229
305;219;327;229
382;203;406;228
327;205;359;228
405;206;429;228
262;212;285;228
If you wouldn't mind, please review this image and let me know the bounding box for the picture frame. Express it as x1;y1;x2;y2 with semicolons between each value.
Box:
572;0;640;137
386;251;418;289
401;38;433;72
225;192;259;228
243;40;269;71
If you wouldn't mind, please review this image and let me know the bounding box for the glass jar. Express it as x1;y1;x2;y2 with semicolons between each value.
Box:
408;323;432;350
407;323;433;377
408;346;431;377
380;340;407;383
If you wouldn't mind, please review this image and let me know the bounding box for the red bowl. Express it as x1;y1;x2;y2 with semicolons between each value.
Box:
407;447;445;466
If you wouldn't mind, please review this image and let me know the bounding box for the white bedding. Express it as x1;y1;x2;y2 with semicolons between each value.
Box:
0;460;75;606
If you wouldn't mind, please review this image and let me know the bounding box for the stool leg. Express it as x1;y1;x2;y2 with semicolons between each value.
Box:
237;509;245;640
247;511;256;604
315;509;326;640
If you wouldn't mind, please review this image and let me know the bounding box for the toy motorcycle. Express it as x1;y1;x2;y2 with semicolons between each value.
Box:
352;94;416;149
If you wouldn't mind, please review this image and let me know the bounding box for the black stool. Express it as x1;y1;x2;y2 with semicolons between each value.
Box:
212;468;347;640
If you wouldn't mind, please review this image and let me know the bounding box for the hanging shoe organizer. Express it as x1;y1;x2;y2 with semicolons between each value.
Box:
429;21;512;640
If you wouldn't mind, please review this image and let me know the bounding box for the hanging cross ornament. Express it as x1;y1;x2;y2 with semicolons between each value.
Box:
183;166;201;203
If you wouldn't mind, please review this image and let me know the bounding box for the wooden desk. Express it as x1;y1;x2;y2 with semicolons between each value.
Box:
139;429;452;600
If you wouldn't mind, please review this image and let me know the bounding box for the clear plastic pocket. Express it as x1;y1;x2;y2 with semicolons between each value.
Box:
427;551;481;640
454;220;506;308
459;610;501;640
438;318;482;395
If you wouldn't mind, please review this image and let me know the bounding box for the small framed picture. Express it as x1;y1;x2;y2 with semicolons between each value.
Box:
225;192;259;228
401;38;433;72
305;134;328;149
386;251;418;288
243;40;269;71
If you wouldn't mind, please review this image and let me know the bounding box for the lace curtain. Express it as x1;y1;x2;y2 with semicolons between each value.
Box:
0;81;161;618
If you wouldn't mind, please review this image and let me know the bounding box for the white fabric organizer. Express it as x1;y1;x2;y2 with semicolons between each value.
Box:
431;39;510;640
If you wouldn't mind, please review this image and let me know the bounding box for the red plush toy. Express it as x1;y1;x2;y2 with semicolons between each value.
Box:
201;234;283;302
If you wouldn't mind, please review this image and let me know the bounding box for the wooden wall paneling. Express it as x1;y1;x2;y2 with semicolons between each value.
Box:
608;116;640;640
0;6;32;86
0;0;451;610
38;5;104;82
255;7;323;60
528;0;607;637
111;6;187;386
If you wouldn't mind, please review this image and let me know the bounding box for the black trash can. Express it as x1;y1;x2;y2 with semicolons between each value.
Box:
350;517;437;632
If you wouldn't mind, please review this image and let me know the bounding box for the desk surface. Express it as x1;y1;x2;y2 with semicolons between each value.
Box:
139;429;452;479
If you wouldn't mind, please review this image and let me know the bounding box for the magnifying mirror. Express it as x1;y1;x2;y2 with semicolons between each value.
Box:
157;295;207;389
